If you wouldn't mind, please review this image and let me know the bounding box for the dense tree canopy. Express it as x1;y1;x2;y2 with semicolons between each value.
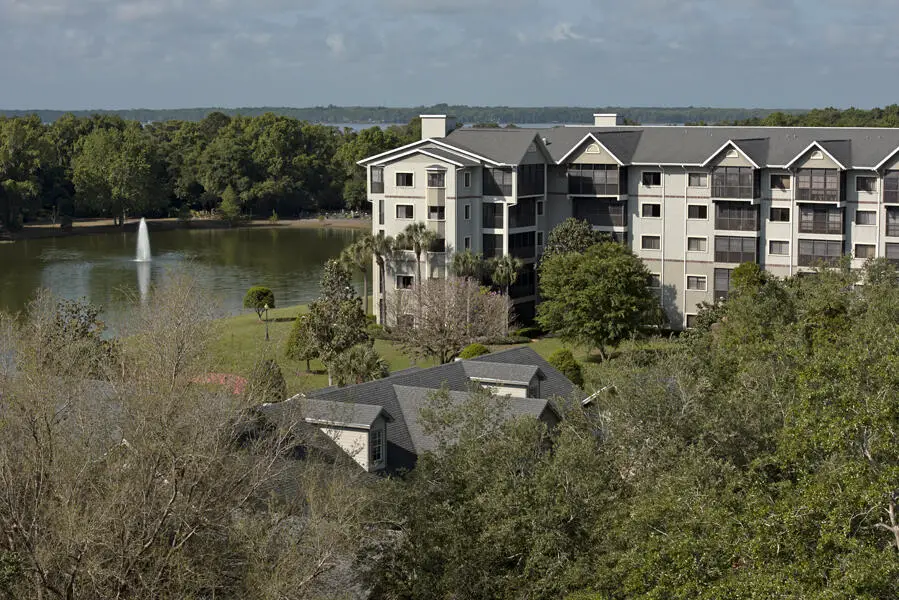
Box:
0;112;420;231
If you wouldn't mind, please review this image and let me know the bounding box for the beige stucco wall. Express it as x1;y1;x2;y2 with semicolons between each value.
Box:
319;415;387;472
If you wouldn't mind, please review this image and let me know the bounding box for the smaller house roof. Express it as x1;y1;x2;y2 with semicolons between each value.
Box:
263;397;390;430
462;361;542;385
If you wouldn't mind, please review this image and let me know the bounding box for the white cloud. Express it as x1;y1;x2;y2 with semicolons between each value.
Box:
325;32;345;57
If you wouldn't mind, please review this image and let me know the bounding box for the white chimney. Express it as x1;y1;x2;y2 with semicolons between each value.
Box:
421;114;457;140
594;113;623;127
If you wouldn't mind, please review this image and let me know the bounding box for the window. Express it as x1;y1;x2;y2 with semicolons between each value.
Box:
798;239;843;266
642;171;661;187
688;173;707;187
396;204;414;219
714;268;733;300
887;207;899;237
378;199;384;225
799;205;843;235
687;237;707;252
712;167;757;199
714;236;757;263
483;168;513;196
770;174;791;191
509;197;536;228
483;203;503;228
427;171;445;188
428;206;445;220
518;164;545;196
716;201;759;231
573;198;627;227
430;238;446;253
396;275;414;289
770;207;790;222
887;243;899;264
463;171;471;188
641;235;661;250
482;234;502;257
856;210;876;225
856;176;877;193
464;204;471;220
371;167;384;193
769;240;789;255
648;273;661;288
884;172;899;203
568;164;624;195
688;204;708;220
371;428;384;464
509;231;536;259
855;244;875;259
396;172;414;187
537;231;544;246
642;203;661;218
537;201;544;216
687;275;706;291
686;314;698;329
464;236;471;250
796;168;840;202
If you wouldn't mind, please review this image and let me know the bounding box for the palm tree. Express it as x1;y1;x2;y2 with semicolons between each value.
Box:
397;222;437;323
450;250;484;281
332;343;390;386
489;254;523;335
340;233;373;315
370;231;396;325
396;222;438;287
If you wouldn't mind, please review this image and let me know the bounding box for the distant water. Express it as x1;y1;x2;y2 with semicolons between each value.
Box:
0;227;361;332
326;122;570;131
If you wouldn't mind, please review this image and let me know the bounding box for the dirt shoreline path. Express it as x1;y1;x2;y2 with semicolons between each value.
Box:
3;216;370;241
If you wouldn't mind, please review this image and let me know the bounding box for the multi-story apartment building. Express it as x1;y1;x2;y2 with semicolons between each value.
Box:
359;113;899;329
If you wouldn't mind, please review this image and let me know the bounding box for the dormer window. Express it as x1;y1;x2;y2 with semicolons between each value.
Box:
371;428;384;464
725;149;739;158
810;150;824;160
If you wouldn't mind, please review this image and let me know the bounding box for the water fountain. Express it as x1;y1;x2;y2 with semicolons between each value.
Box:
136;218;151;299
136;218;151;262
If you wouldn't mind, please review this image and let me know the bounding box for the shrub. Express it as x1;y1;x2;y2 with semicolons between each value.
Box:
458;343;490;359
243;286;275;321
479;335;531;345
514;325;545;339
548;349;584;387
269;210;279;223
244;358;286;404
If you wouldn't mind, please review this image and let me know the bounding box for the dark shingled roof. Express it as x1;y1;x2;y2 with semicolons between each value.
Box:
462;361;541;384
287;347;578;471
444;128;548;165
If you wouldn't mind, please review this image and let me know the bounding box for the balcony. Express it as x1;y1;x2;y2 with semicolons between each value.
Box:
884;173;899;203
483;168;513;197
483;203;504;229
714;201;759;232
798;205;843;235
795;168;844;204
509;231;536;260
797;239;843;267
509;197;536;229
568;165;628;197
573;198;627;228
710;167;760;201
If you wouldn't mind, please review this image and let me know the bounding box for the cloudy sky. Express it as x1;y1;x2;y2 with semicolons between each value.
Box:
1;0;897;110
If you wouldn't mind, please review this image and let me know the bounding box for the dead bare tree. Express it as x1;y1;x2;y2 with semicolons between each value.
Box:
388;277;509;364
0;283;378;599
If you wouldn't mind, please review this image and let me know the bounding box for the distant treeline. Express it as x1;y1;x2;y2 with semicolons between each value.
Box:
723;105;899;127
0;112;420;230
0;105;810;125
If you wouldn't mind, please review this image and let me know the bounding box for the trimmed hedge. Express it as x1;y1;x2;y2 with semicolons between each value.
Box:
458;343;490;359
548;349;584;387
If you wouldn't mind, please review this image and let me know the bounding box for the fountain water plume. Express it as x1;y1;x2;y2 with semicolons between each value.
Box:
136;218;151;262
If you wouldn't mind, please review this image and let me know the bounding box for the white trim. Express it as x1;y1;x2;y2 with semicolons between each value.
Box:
357;138;433;166
874;145;899;171
784;141;847;170
373;148;467;168
700;140;761;169
556;133;624;165
430;138;504;166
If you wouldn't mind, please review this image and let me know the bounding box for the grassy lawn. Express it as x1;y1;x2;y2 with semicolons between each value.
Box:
210;303;678;397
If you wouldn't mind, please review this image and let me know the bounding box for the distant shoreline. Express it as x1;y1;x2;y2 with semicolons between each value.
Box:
4;216;370;241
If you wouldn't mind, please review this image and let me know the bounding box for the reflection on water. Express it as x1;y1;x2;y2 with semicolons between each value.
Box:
0;226;361;330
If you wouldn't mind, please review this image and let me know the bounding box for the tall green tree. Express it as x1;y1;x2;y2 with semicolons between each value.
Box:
540;218;604;262
370;231;397;325
340;233;374;315
305;260;369;385
0;115;53;229
72;125;166;224
537;241;662;359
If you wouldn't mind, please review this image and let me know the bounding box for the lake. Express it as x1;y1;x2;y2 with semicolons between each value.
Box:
0;226;361;329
